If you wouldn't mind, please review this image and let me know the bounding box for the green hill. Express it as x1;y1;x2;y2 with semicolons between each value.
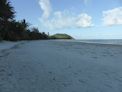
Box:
50;34;73;39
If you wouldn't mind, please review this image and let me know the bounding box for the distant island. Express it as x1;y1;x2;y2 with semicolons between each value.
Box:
50;34;73;39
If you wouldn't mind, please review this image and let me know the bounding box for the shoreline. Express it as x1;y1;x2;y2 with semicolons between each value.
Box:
1;39;122;46
50;40;122;48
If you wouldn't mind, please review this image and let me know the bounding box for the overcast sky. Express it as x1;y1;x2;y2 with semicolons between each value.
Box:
11;0;122;39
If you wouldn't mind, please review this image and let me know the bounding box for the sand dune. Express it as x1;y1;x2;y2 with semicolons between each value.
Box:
0;40;122;92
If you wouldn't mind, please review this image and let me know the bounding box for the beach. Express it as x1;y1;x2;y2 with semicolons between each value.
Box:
0;40;122;92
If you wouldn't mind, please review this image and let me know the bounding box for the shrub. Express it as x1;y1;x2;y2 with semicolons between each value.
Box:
0;35;2;41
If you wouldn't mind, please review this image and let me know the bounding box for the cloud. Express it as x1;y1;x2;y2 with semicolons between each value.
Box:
40;11;93;30
103;7;122;26
76;13;92;28
39;0;51;19
39;0;93;30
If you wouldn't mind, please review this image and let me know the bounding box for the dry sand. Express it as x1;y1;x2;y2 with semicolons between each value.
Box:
0;40;122;92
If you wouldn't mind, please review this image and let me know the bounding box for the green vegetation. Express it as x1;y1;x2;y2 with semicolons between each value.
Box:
0;36;2;41
50;34;73;39
0;0;73;41
0;0;48;41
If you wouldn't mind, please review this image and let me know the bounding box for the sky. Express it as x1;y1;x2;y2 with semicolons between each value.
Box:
11;0;122;39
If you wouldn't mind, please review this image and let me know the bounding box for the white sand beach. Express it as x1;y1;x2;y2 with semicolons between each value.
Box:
0;40;122;92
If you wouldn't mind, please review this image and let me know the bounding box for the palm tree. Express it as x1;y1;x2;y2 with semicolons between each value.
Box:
0;0;15;21
20;19;29;31
0;0;15;37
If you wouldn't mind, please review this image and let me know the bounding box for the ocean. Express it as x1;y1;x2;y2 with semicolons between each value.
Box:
59;39;122;45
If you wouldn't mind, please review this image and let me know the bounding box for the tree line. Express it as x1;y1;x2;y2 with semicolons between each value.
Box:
0;0;49;41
